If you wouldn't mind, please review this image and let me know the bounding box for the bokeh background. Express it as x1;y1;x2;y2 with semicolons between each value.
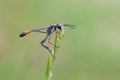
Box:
0;0;120;80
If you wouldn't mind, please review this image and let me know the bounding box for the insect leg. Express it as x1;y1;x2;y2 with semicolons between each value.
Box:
48;35;60;48
55;30;64;40
40;35;54;57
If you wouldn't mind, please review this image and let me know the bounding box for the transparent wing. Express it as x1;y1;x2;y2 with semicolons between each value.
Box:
31;26;49;32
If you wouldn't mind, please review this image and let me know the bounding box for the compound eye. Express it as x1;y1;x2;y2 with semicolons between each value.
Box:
57;24;62;30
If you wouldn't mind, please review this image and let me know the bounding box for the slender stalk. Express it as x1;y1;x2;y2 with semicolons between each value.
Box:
45;29;64;80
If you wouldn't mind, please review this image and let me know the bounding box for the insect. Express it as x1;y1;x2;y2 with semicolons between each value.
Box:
19;24;75;57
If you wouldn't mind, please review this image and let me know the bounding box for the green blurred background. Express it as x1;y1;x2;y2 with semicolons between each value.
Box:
0;0;120;80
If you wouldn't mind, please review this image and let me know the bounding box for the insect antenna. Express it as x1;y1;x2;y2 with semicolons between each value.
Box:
63;24;76;29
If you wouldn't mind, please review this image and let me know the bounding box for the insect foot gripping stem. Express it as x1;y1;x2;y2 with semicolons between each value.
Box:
51;50;56;60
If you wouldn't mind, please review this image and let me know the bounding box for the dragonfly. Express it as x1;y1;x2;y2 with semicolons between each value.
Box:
19;24;76;57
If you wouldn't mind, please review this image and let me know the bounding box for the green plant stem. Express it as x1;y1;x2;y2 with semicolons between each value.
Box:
45;29;64;80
